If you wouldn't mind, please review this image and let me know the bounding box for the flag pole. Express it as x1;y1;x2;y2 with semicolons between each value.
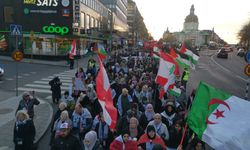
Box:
180;123;188;145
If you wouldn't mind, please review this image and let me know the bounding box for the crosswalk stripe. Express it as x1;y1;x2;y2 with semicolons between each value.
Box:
41;78;72;83
17;87;65;94
53;74;74;77
34;81;72;86
48;76;72;80
25;84;69;90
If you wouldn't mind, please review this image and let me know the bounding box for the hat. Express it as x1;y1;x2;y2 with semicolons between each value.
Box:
166;101;174;107
60;122;69;129
147;125;155;133
22;92;30;98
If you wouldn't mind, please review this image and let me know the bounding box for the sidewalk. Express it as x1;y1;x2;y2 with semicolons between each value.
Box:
0;97;53;150
0;53;99;150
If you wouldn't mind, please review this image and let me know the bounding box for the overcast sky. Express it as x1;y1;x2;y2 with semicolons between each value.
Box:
133;0;250;44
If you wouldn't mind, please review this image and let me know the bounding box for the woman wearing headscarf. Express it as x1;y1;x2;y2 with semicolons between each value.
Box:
110;130;138;150
161;101;180;129
124;117;144;141
94;112;113;149
138;125;166;150
117;88;133;117
148;113;169;143
82;131;102;150
139;104;155;130
13;110;36;150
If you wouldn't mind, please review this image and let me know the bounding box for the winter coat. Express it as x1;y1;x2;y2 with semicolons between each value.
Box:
16;98;40;119
110;135;138;150
51;133;81;150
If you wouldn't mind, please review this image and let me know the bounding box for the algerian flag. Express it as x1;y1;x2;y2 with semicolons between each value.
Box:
187;81;250;150
179;44;199;65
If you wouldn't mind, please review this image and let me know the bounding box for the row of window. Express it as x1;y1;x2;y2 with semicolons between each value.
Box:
80;12;110;30
78;0;109;17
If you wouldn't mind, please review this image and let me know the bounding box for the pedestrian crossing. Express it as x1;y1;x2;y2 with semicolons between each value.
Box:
16;69;77;100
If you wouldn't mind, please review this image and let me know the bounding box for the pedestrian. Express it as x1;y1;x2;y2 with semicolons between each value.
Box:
138;125;167;150
49;76;62;104
51;122;81;150
16;91;40;119
139;103;155;130
82;131;103;150
181;68;190;89
124;117;144;141
13;110;36;150
52;110;72;138
69;53;74;69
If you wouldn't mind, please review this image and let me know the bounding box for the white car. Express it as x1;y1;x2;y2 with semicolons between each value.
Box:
0;65;4;77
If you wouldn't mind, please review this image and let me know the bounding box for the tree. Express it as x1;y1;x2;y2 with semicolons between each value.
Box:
238;20;250;49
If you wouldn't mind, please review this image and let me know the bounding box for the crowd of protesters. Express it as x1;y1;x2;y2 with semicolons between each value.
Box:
13;49;209;150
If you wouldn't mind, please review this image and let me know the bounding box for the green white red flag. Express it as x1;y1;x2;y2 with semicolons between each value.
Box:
96;57;117;129
69;39;76;56
187;81;250;149
97;44;107;60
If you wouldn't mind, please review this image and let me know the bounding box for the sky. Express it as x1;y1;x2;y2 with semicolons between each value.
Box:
133;0;250;44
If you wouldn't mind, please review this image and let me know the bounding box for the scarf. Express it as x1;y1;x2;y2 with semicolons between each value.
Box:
15;119;27;130
84;131;97;150
145;112;154;121
98;121;109;141
161;111;176;126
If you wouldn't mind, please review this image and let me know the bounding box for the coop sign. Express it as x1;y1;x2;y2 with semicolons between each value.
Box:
42;25;69;35
24;0;59;7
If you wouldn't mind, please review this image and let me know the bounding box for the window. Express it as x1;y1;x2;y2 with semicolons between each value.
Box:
80;12;85;28
91;17;94;28
86;15;90;29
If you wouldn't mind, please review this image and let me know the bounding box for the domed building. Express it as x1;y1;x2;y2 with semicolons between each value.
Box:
169;5;224;48
184;5;199;32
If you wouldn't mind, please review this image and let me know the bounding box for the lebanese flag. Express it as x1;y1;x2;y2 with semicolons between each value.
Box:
187;81;250;149
179;44;199;65
69;39;76;56
169;47;194;70
155;50;180;99
96;57;117;129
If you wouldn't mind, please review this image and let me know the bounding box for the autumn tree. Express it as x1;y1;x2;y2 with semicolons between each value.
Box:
238;20;250;49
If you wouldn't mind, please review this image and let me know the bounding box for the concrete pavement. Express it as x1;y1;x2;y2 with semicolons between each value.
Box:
0;53;98;150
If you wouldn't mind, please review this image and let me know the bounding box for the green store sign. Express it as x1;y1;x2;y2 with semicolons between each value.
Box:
42;25;69;35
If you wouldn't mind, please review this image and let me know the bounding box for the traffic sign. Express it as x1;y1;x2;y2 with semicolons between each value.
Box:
10;24;22;36
246;51;250;63
12;50;23;62
244;64;250;76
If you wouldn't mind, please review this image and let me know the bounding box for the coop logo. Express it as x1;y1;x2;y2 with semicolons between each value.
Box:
42;25;69;35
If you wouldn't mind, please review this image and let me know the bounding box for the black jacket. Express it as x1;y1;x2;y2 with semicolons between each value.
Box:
51;133;81;150
13;119;36;150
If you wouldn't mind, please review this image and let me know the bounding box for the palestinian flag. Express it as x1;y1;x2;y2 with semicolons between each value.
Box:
97;44;107;60
187;81;250;149
179;44;199;65
169;85;181;97
169;47;194;70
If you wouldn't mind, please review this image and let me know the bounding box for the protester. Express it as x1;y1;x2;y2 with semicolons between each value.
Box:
82;131;103;150
13;110;36;150
49;76;62;104
139;103;155;130
16;91;40;119
110;130;138;150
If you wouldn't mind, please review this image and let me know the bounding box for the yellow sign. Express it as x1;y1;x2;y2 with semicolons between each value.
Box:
244;64;250;76
12;50;23;62
24;0;36;4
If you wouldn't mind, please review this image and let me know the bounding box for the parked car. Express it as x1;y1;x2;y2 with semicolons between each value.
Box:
217;48;228;59
237;48;246;57
0;64;4;78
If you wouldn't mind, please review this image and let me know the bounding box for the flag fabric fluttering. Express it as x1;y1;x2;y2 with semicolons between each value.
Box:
179;44;199;65
69;39;76;56
187;81;250;150
96;57;117;129
169;47;194;70
155;50;180;99
97;44;107;60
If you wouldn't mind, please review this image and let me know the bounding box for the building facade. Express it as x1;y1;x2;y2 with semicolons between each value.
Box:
0;0;122;58
170;5;224;48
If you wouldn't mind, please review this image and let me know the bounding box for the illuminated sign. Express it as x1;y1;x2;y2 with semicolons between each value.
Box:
24;0;59;7
42;25;69;35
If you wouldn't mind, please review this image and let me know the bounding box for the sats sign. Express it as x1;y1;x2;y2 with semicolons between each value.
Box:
24;0;58;7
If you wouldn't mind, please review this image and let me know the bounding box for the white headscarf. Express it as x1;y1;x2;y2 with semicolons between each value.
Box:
84;131;97;150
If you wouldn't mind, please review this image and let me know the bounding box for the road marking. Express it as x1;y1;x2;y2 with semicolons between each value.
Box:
17;87;64;94
30;72;37;74
5;78;14;81
23;73;30;76
41;78;72;83
48;76;72;80
0;81;3;83
34;81;71;86
211;55;247;82
25;84;69;90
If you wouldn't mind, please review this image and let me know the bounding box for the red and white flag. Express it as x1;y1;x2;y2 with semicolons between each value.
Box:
96;57;117;129
69;39;76;56
156;50;180;99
